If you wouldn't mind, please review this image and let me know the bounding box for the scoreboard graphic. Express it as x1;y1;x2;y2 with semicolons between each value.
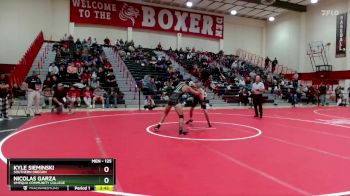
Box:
7;158;116;191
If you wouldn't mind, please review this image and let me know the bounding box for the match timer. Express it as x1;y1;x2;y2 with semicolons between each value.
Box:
7;158;116;191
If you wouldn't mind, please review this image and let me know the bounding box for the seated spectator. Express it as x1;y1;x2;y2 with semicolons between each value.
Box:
144;95;156;110
161;92;169;101
42;84;53;109
43;77;53;89
105;70;117;88
67;86;81;107
238;77;246;87
75;59;84;69
106;88;118;108
48;63;59;76
58;66;67;82
89;77;100;89
83;86;93;108
97;67;106;83
52;83;73;114
128;45;135;53
104;60;113;71
67;62;79;80
12;83;26;98
81;71;91;85
93;86;106;108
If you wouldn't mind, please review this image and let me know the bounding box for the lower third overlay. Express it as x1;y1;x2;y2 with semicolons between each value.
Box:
7;158;116;191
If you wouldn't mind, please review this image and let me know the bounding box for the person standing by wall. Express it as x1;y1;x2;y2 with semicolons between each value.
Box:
24;70;42;117
271;58;278;73
251;75;265;118
264;57;271;70
335;86;341;103
348;86;350;104
0;74;11;120
319;83;327;106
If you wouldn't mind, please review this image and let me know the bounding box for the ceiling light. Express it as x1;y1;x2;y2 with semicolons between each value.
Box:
311;0;318;4
268;16;275;22
230;10;237;15
186;1;193;7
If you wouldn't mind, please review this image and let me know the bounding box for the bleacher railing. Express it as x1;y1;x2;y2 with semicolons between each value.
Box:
9;31;45;86
110;47;141;109
236;48;297;75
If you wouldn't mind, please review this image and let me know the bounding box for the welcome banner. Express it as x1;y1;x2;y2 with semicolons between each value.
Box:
336;12;347;58
70;0;224;39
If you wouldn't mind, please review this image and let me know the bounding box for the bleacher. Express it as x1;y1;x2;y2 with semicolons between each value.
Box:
165;49;275;104
43;38;125;107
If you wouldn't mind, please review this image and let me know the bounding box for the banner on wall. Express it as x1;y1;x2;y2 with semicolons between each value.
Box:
70;0;224;39
336;12;347;58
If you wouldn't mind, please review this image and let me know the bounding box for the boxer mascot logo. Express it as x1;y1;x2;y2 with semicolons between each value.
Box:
119;3;140;26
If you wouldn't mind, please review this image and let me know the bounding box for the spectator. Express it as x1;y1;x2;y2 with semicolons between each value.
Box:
24;70;42;117
67;86;81;107
156;42;162;50
271;58;278;73
337;87;346;106
81;71;91;85
42;81;53;109
83;86;93;108
48;63;59;76
144;95;156;110
239;88;249;106
67;62;79;81
306;85;317;105
335;86;341;103
238;77;246;87
348;86;350;104
12;83;25;98
58;66;67;82
264;56;271;70
93;86;106;108
97;67;105;83
87;36;92;45
62;33;68;41
104;60;113;72
89;75;100;89
52;83;73;114
106;88;118;108
104;37;111;45
105;70;117;88
319;83;327;106
51;75;60;88
0;74;10;120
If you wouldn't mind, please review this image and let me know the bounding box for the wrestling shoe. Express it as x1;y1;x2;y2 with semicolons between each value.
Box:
154;124;161;131
179;129;188;135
